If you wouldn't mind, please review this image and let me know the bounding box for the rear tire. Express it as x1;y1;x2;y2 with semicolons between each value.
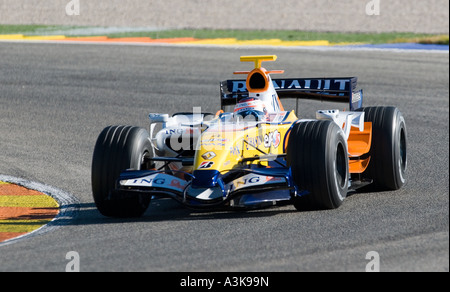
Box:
287;120;349;210
92;125;152;218
357;106;407;190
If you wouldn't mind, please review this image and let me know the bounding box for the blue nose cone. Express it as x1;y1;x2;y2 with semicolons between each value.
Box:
192;170;221;188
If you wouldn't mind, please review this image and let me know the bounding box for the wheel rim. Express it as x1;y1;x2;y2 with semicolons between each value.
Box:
399;126;407;175
140;150;152;170
335;142;347;189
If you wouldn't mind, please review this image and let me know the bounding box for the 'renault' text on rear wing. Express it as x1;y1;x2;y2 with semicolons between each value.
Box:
220;77;363;111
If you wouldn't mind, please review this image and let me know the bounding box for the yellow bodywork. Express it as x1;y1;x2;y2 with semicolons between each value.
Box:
193;111;298;174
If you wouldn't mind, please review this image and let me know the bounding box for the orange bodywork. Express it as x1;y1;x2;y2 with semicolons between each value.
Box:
348;122;372;173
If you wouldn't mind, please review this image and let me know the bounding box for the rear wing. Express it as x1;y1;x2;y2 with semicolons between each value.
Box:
220;77;363;111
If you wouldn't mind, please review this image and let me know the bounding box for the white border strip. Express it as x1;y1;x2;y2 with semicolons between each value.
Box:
0;175;80;247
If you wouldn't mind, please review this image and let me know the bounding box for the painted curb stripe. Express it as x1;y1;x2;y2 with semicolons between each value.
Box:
0;34;447;51
0;219;58;233
0;182;59;242
0;182;57;196
0;34;333;47
0;232;27;242
177;38;330;46
0;195;59;208
23;35;66;40
0;34;24;39
0;206;59;220
0;176;79;246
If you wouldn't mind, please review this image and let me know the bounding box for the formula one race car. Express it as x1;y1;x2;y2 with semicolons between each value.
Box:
92;55;407;217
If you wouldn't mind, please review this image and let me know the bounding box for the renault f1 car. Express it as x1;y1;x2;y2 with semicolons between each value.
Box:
92;55;407;217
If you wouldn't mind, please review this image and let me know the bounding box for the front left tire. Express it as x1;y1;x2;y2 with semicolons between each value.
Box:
287;120;349;210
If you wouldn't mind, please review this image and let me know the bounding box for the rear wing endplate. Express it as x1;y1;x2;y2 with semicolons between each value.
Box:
220;77;363;111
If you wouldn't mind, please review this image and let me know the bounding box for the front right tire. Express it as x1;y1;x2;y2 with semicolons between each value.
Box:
92;125;152;218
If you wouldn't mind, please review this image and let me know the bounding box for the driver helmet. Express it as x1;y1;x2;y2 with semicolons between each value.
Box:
234;97;268;121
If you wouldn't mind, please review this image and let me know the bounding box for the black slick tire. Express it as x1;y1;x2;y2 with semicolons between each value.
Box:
287;120;349;210
92;125;152;218
357;106;407;190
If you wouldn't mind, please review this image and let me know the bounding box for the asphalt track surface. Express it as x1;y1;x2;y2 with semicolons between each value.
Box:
0;42;448;272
